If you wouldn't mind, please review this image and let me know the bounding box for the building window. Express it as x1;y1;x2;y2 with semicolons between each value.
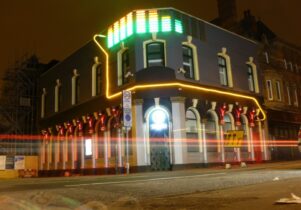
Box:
247;64;255;92
266;80;273;100
182;45;195;79
55;79;62;112
287;86;291;105
275;81;282;101
92;56;102;97
217;48;233;87
185;109;199;153
118;48;130;86
72;69;80;105
145;41;165;67
205;112;218;152
293;87;299;107
96;64;102;95
41;88;47;118
218;56;228;86
246;57;259;93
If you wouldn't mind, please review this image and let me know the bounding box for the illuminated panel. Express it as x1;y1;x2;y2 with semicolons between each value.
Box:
120;17;126;41
175;19;183;33
107;27;114;48
161;16;171;32
149;10;159;33
126;12;133;36
113;21;119;44
136;10;146;33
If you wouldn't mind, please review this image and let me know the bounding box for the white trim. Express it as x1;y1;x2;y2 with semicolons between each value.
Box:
71;69;80;105
275;80;282;101
186;107;202;153
41;88;47;118
266;80;273;101
217;48;233;88
54;79;61;113
182;37;200;81
92;56;101;97
246;57;259;93
117;46;129;86
143;39;167;68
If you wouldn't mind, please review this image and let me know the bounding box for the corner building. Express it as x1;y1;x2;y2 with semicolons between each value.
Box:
38;8;269;176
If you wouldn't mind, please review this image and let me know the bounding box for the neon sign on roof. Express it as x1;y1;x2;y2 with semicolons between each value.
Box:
107;9;183;48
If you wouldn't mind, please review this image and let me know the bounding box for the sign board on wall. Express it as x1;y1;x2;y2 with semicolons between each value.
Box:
14;156;25;170
123;90;132;128
224;130;244;148
0;156;6;170
5;156;14;169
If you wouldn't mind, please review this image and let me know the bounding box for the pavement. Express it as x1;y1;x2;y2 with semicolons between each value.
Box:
1;161;301;209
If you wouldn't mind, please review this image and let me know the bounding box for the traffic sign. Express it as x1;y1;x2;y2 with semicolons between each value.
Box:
123;90;132;128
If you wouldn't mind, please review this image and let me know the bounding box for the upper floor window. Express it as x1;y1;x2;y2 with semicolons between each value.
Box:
182;45;195;79
266;80;273;100
218;56;228;86
217;48;233;87
41;88;47;118
275;80;282;101
55;79;62;112
72;69;80;105
247;65;255;92
145;41;165;67
92;56;102;97
293;87;299;107
118;47;130;86
246;57;259;93
287;86;291;105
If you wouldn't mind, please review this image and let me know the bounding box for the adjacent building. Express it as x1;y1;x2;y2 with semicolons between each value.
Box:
38;8;269;176
213;0;301;161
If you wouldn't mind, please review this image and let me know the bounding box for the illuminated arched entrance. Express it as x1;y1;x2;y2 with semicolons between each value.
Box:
146;107;171;171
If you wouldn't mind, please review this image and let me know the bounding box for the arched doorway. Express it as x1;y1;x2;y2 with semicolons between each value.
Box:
146;107;171;171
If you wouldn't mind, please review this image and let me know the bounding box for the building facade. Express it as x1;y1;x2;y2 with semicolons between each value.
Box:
213;0;301;161
38;8;269;176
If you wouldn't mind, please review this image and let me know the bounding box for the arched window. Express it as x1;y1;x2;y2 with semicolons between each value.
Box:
186;109;199;152
223;114;234;153
182;45;195;79
145;41;165;67
205;112;218;152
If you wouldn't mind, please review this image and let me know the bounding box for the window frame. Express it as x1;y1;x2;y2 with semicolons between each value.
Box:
266;80;273;101
143;39;166;68
247;64;255;92
218;56;228;86
275;80;282;101
182;45;195;79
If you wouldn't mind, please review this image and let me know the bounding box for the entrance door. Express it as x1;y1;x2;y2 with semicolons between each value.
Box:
148;109;171;171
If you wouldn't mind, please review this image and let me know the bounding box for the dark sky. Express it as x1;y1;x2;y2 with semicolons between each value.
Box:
1;0;300;77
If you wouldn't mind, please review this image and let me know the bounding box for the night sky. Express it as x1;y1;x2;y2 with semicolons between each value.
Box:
1;0;300;78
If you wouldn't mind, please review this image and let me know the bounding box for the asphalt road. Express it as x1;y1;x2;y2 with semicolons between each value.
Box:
1;161;301;209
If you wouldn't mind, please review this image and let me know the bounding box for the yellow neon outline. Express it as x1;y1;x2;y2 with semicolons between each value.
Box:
93;35;266;121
